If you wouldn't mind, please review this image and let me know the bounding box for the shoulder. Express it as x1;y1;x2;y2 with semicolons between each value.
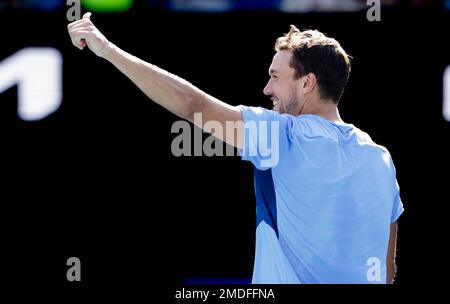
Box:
353;127;390;154
238;105;290;121
237;106;295;130
351;128;396;169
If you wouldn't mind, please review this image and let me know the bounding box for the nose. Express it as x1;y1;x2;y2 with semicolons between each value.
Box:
263;79;272;96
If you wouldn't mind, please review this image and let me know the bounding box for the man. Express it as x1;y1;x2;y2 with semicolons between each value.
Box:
68;13;403;284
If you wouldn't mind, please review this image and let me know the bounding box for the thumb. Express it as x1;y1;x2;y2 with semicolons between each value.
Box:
82;12;92;19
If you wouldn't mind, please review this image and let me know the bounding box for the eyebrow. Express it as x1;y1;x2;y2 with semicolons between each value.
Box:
269;69;279;75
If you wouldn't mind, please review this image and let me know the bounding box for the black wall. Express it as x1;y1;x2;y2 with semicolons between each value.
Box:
1;5;449;300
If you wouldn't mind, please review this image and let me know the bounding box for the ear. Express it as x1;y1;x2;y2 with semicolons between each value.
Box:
301;73;317;94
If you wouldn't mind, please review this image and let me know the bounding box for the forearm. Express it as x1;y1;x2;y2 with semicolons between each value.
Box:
68;14;243;147
386;222;398;284
104;44;205;120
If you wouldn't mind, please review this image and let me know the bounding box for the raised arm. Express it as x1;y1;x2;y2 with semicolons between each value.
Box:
68;13;244;149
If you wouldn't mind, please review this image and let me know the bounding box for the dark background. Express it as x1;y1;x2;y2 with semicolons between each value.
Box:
1;2;449;301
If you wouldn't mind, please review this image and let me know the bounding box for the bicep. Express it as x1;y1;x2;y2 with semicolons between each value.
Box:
190;96;244;149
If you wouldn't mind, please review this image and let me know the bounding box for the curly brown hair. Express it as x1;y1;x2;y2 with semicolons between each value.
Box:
275;25;351;103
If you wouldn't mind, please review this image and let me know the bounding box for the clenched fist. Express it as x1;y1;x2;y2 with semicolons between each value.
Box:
67;12;114;58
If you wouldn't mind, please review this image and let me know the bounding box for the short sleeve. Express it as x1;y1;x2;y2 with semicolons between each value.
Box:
238;105;292;170
387;153;404;223
391;180;404;223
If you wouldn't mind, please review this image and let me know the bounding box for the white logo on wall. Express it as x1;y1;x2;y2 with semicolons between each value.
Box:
443;65;450;122
0;48;63;121
366;257;382;282
367;0;381;22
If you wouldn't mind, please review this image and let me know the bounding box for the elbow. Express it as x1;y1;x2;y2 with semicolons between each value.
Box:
178;93;202;122
386;261;397;284
178;101;195;121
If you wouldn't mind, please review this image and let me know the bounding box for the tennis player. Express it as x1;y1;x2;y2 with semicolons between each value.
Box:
68;13;403;284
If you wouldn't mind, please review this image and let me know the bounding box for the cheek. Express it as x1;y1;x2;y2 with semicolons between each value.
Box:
277;83;293;99
272;82;284;96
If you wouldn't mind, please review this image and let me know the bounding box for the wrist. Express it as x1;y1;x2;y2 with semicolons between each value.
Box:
102;41;117;61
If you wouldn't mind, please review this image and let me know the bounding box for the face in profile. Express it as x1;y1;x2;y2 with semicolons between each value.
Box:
263;50;305;115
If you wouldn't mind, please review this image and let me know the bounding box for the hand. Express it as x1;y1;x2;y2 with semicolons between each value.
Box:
67;12;114;58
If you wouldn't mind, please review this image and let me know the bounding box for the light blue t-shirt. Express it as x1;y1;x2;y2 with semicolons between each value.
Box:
239;106;404;284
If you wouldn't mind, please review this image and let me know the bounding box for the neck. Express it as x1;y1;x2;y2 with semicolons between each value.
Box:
300;96;343;123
